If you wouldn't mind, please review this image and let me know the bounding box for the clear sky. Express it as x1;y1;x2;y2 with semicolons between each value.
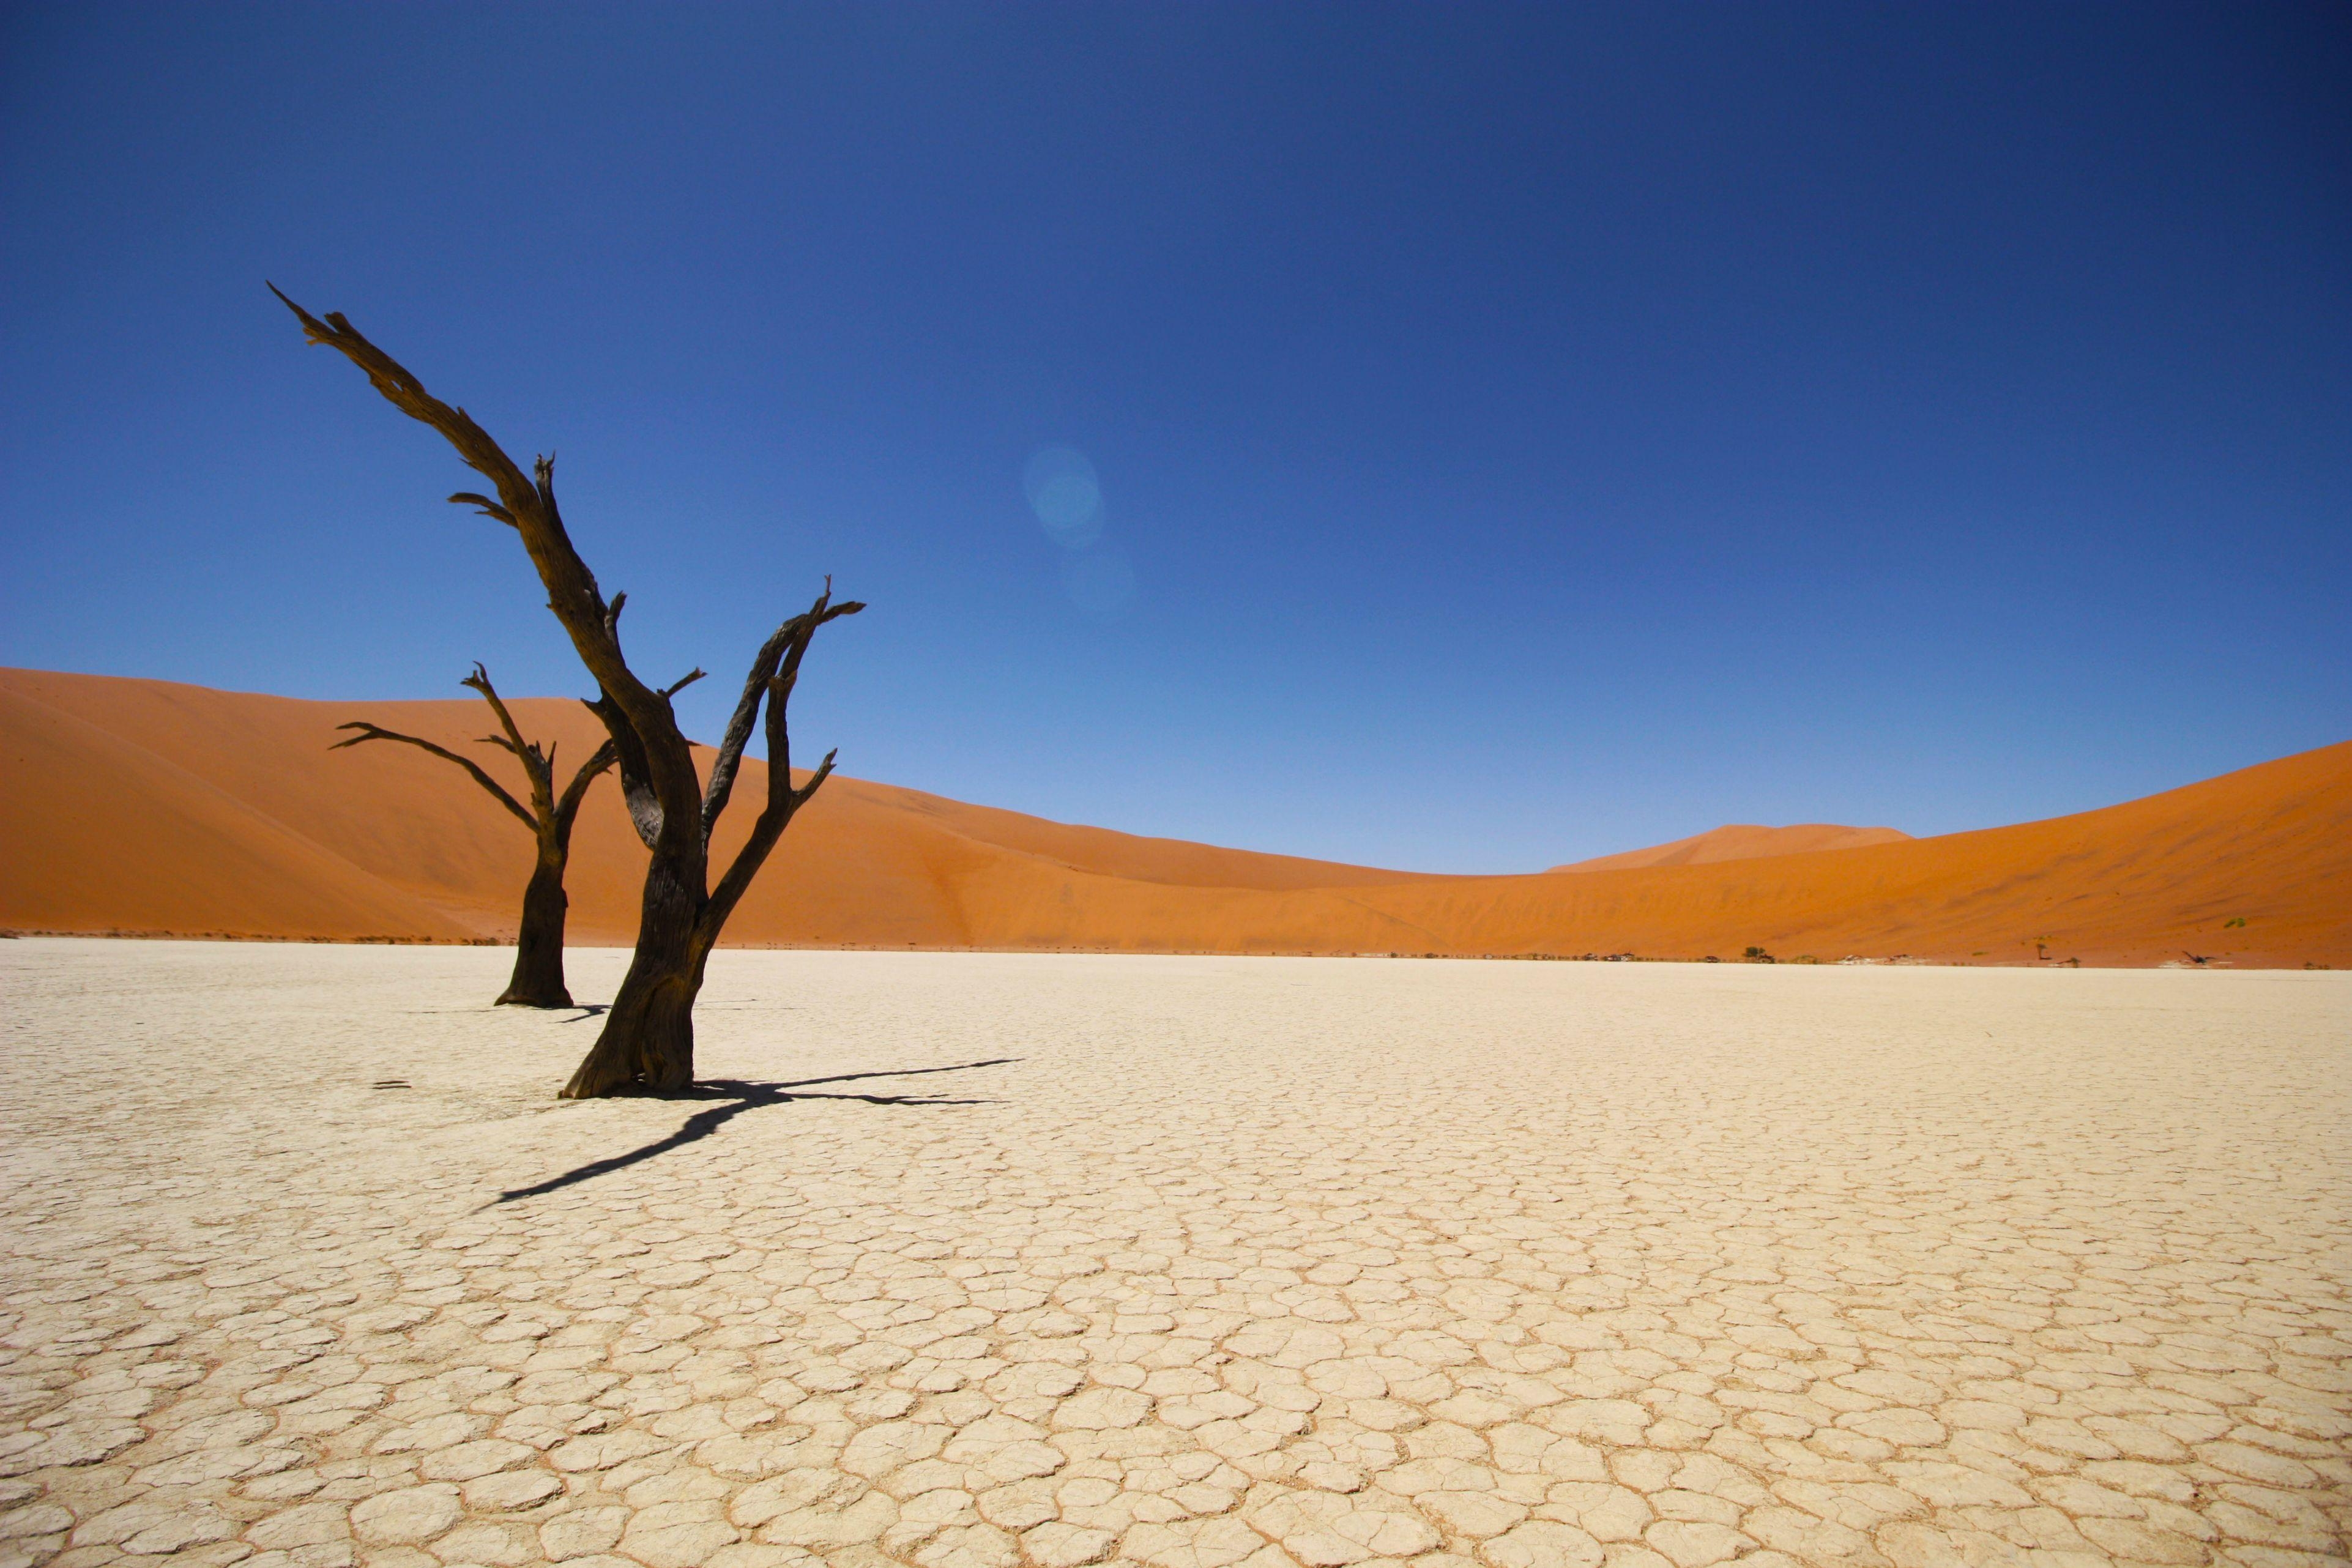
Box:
3;2;2346;872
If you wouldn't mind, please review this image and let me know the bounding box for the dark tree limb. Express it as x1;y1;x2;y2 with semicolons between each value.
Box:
585;688;664;851
555;738;619;834
701;622;798;836
449;492;518;528
463;663;549;788
704;582;864;837
330;723;537;830
281;284;862;1094
584;667;709;852
702;584;863;939
270;284;702;850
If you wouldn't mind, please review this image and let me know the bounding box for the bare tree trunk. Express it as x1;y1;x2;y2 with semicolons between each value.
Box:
568;859;707;1095
498;848;576;1007
281;286;862;1095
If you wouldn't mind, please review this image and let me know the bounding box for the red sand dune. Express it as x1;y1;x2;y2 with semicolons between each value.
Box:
1549;822;1912;874
2;668;2344;967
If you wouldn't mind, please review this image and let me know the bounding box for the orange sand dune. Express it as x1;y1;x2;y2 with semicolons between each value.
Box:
1549;822;1912;874
2;668;2343;966
0;668;1426;950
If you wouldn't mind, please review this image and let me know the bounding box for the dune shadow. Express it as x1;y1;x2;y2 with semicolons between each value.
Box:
493;1058;1016;1203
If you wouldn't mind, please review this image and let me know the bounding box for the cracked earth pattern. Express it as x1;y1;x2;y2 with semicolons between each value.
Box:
1;942;2346;1568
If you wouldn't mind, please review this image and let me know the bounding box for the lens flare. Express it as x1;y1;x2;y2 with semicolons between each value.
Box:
1022;444;1103;548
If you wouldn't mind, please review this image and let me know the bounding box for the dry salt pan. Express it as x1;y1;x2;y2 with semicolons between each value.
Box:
1;940;2345;1567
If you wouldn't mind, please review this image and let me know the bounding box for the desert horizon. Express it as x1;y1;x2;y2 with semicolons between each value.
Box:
4;666;2345;969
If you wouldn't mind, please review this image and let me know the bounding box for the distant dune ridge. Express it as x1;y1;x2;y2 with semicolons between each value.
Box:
1548;822;1913;874
1;668;2343;966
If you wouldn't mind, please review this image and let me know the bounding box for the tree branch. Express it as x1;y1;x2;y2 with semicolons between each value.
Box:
585;692;663;850
461;663;551;803
330;722;536;830
701;620;800;836
553;739;618;839
575;662;704;853
448;491;518;527
699;587;863;940
780;588;865;704
274;284;702;845
704;581;866;837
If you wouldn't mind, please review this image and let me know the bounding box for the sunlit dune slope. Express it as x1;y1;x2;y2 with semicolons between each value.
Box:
1549;822;1913;873
0;684;478;942
2;669;2343;965
0;669;1424;949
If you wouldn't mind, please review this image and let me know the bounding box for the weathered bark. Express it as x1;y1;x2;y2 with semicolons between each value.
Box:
333;664;614;1008
559;597;853;1098
576;855;710;1095
279;285;862;1094
499;855;575;1006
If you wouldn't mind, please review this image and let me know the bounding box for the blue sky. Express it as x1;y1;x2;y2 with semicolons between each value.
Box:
3;2;2346;872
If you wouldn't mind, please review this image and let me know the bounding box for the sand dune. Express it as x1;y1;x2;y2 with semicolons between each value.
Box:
0;683;478;942
1;667;2343;965
1549;820;1911;873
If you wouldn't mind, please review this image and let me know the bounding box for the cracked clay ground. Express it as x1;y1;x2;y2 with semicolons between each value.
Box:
1;942;2346;1568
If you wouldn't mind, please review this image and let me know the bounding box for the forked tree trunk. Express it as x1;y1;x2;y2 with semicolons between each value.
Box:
333;666;612;1011
558;620;843;1094
282;286;862;1094
570;856;709;1094
497;849;576;1008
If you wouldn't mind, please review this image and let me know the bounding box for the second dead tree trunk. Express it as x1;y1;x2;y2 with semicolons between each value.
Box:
333;665;614;1007
278;286;863;1097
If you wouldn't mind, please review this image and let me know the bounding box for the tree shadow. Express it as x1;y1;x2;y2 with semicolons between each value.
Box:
493;1058;1016;1203
558;1004;611;1024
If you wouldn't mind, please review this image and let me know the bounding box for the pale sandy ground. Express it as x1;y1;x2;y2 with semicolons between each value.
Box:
1;943;2346;1568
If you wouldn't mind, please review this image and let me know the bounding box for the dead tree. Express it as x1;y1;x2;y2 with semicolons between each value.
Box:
276;285;863;1098
332;665;614;1008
